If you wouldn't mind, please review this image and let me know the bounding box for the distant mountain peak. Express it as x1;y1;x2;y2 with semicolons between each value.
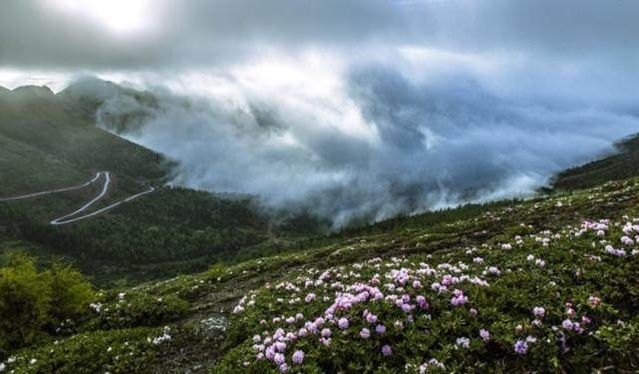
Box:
11;85;55;98
59;76;123;102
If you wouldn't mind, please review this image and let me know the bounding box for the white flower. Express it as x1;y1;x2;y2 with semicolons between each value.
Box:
152;332;172;345
456;337;470;348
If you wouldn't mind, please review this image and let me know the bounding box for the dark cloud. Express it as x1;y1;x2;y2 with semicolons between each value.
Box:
71;66;638;227
1;0;637;70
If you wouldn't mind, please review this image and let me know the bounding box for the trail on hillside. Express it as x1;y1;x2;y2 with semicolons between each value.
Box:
0;172;103;201
0;171;156;225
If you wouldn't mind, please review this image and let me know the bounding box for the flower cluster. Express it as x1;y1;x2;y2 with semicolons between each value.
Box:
222;203;639;372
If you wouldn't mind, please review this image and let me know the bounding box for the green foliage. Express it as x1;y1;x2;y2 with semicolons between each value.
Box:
6;328;162;374
0;255;52;352
46;263;95;321
0;254;94;353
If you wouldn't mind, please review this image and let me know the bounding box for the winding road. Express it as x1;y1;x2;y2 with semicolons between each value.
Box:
0;171;156;226
0;172;103;202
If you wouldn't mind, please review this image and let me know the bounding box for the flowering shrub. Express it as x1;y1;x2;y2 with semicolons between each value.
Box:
217;207;639;372
87;291;189;330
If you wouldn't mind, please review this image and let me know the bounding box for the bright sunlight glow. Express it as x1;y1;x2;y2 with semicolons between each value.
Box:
50;0;156;35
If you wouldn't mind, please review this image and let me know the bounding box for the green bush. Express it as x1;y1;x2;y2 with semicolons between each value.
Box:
0;254;95;353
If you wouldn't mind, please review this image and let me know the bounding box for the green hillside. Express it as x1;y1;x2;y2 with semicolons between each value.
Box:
0;85;311;286
1;175;638;372
552;134;639;190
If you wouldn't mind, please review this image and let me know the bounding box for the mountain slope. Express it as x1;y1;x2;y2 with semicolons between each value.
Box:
552;133;639;190
2;176;638;372
0;85;307;285
0;84;170;185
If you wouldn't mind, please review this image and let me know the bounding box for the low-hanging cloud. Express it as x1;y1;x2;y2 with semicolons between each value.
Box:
71;58;638;228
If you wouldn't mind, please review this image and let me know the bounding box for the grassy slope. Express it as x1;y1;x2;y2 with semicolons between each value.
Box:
0;86;298;286
552;134;639;190
3;177;638;372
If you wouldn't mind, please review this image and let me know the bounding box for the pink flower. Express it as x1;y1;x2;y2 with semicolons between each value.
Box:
479;329;490;342
321;328;332;338
412;280;422;289
562;319;574;330
265;346;276;360
338;317;349;330
381;344;393;356
375;324;386;335
450;289;468;307
514;340;528;355
621;236;634;246
533;307;545;318
305;322;318;334
416;295;428;309
274;353;285;365
366;313;378;324
588;296;601;307
360;328;371;339
279;363;289;373
292;350;304;365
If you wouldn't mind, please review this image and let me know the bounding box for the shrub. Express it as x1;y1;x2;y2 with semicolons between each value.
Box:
0;254;95;353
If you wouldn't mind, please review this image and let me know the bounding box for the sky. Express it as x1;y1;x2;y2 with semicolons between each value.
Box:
1;0;638;226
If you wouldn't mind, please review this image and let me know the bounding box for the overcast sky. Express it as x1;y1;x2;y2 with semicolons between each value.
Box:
1;0;638;225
